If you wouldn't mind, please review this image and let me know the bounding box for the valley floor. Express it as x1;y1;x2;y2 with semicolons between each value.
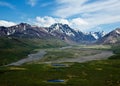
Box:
51;51;114;63
6;50;46;66
0;45;120;86
6;45;113;65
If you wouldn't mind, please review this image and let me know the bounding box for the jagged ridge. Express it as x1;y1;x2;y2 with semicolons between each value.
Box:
0;23;106;44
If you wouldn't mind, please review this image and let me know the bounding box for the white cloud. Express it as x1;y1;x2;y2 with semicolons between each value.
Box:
55;0;120;18
69;18;89;31
0;20;16;27
70;18;88;26
0;1;15;9
35;16;56;27
54;0;120;31
54;0;88;18
28;0;38;7
34;16;88;31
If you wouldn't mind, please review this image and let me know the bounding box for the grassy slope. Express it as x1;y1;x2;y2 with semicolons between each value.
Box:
0;60;120;86
109;44;120;59
0;37;67;65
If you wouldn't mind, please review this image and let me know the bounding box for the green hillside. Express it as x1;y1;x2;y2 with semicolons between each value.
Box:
0;37;67;66
109;44;120;59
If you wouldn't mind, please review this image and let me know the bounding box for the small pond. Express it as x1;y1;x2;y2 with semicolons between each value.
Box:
47;80;65;82
51;64;66;67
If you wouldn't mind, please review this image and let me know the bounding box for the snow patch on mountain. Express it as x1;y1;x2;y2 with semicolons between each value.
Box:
49;23;76;36
115;29;120;34
90;31;106;39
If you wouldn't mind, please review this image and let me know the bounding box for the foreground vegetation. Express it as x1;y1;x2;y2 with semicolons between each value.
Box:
0;37;120;86
0;59;120;86
109;44;120;60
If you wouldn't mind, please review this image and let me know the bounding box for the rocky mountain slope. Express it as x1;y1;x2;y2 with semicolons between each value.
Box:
96;28;120;44
0;23;106;44
0;23;52;38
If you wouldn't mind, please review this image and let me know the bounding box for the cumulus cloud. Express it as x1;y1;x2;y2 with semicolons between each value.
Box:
34;16;88;31
70;18;88;26
0;1;15;9
35;16;68;27
0;20;16;27
35;16;56;27
28;0;38;7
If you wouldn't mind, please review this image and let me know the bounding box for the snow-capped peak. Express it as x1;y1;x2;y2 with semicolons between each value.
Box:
89;31;106;39
49;23;76;36
115;29;120;34
92;33;99;39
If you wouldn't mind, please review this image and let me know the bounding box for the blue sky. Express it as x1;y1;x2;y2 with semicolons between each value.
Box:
0;0;120;32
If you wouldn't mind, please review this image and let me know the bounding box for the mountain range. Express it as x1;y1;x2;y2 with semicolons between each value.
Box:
97;28;120;44
0;23;120;44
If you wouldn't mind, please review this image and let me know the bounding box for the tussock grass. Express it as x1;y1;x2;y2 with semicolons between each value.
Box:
0;60;120;86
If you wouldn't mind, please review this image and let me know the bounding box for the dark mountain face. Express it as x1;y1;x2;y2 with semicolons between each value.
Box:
0;23;105;44
0;26;9;36
96;28;120;44
49;23;77;36
47;23;79;43
48;23;97;43
0;23;52;38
